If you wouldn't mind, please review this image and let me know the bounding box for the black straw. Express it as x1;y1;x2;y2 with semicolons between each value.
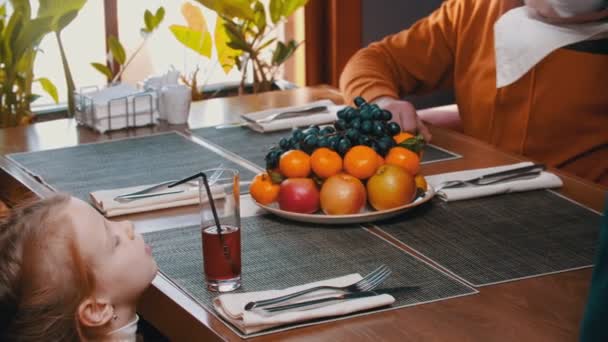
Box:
171;170;237;275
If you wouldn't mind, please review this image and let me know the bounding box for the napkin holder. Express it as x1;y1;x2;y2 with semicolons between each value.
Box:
74;83;158;133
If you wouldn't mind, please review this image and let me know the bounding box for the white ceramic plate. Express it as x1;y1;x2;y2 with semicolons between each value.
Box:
253;185;435;225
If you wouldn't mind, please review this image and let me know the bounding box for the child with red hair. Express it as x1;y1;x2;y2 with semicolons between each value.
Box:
0;194;157;341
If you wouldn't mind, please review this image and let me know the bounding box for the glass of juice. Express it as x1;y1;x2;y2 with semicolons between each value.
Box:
199;168;242;292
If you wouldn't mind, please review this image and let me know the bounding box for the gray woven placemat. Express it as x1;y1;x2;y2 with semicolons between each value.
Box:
7;132;256;201
144;215;476;338
190;126;459;169
374;190;601;287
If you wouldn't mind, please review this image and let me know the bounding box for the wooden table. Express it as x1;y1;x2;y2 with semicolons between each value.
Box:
1;86;606;341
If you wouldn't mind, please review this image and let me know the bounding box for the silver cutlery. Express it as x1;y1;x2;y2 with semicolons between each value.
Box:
262;286;420;313
114;166;225;202
434;163;546;192
243;105;329;124
244;265;391;311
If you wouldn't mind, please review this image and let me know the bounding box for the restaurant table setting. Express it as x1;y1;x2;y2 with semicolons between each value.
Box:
236;99;344;133
428;161;562;201
2;94;604;339
6;132;256;205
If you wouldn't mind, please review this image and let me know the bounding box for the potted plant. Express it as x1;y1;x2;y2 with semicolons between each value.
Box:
175;0;308;96
0;1;63;128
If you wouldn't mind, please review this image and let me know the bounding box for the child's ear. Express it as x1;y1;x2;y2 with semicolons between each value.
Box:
77;297;114;327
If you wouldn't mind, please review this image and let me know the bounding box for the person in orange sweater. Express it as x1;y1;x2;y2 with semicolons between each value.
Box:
340;0;608;186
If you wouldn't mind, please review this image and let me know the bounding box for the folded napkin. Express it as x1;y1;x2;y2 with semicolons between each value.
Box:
213;273;395;335
427;162;563;202
90;182;224;217
494;6;608;88
242;99;345;133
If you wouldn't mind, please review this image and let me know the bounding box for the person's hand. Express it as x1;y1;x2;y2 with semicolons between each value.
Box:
373;96;432;141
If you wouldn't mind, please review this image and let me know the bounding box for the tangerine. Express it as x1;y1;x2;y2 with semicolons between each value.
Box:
250;172;280;204
311;148;343;179
343;145;379;180
393;132;415;144
279;150;311;178
385;147;421;175
376;153;385;167
414;174;428;191
367;164;416;210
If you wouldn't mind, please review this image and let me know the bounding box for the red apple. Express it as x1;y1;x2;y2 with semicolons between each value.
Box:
320;173;366;215
278;178;320;213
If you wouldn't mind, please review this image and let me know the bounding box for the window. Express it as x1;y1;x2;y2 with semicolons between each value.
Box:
32;0;106;108
31;0;301;109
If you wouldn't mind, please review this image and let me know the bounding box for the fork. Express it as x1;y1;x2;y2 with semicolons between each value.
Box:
251;105;328;124
244;265;391;311
114;166;225;202
434;164;545;192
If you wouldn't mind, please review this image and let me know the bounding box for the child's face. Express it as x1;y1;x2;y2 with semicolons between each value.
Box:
66;198;157;305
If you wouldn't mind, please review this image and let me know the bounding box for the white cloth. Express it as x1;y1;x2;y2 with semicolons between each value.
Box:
494;6;608;87
106;314;138;342
213;273;395;335
242;100;344;133
90;182;224;217
427;162;563;202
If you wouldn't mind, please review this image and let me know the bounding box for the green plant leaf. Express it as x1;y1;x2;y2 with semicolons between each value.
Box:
91;62;113;80
281;0;308;18
269;0;283;24
14;16;54;65
253;1;266;33
195;0;256;21
155;7;166;26
10;0;31;22
107;35;126;65
37;0;86;32
3;11;22;64
271;39;300;66
223;20;251;52
144;10;154;32
255;37;276;53
215;17;240;74
26;93;42;103
170;24;212;58
271;41;286;65
56;10;78;32
0;4;6;18
181;2;207;32
36;77;59;103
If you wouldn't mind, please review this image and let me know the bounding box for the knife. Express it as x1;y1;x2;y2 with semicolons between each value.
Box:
262;286;420;313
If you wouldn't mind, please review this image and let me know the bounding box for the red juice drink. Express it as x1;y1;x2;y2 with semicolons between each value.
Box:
202;224;241;292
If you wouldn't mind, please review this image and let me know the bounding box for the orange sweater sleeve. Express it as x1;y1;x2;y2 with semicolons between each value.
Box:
339;0;468;104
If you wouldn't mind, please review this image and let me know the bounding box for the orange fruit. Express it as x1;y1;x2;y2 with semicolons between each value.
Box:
320;173;366;215
367;164;416;210
414;174;427;191
310;148;343;179
250;172;280;204
279;150;311;178
376;153;385;167
393;132;415;144
385;147;421;175
343;145;379;180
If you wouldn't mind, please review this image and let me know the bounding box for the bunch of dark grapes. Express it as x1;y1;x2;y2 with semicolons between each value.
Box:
265;96;402;170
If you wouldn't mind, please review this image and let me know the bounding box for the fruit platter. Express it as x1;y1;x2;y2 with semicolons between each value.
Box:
248;96;434;224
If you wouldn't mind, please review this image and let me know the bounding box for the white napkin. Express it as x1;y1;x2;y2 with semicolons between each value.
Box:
75;84;159;133
494;6;608;87
213;273;395;335
89;182;224;217
242;99;345;133
427;162;563;202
